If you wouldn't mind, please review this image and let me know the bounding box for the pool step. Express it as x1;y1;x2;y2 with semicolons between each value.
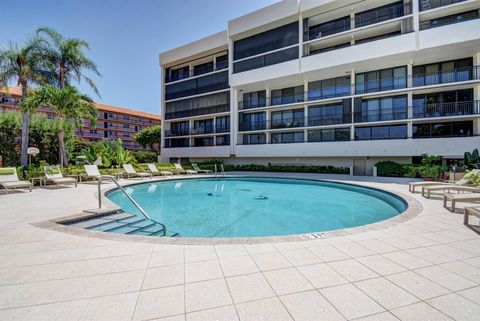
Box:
65;211;179;237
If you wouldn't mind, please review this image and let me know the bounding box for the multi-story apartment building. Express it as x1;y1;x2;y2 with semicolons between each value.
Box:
160;0;480;175
0;86;160;151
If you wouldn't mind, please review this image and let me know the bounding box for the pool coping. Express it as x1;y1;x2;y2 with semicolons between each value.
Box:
32;174;423;245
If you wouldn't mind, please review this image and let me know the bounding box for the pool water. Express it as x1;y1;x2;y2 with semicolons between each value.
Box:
106;177;406;238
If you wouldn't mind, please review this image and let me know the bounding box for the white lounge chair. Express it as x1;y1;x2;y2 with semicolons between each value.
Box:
122;164;152;179
84;165;114;181
444;192;480;212
147;163;173;177
191;163;212;174
174;163;197;175
0;167;32;194
44;166;77;187
409;169;479;193
464;206;480;228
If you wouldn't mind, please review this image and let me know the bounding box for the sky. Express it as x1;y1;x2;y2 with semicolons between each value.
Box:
1;0;278;115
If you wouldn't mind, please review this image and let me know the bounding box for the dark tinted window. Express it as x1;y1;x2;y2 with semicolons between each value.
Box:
165;91;230;120
308;76;351;100
233;47;299;73
165;70;229;100
413;121;473;138
234;22;299;60
355;125;407;140
308;128;350;142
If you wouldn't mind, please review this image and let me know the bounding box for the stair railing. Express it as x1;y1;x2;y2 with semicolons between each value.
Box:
97;176;166;233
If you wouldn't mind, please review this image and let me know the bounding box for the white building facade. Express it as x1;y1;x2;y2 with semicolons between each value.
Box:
160;0;480;175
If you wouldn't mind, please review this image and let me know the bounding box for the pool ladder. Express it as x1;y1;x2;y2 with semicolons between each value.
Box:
214;164;225;179
97;176;167;236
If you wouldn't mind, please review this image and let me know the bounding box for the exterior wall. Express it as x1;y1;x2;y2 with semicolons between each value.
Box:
160;0;480;173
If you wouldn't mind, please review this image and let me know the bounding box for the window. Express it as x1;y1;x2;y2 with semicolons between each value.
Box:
123;124;129;129
271;109;304;129
104;131;108;138
355;125;407;140
193;61;214;76
271;131;304;144
165;91;230;119
413;58;473;87
242;90;267;109
216;135;230;146
169;121;189;136
233;47;299;73
215;116;230;133
165;66;190;82
104;112;108;119
308;100;351;126
271;86;304;105
194;137;214;147
135;126;138;132
193;119;214;135
166;138;189;148
308;128;350;142
355;66;407;94
216;55;228;70
308;76;351;100
242;134;266;145
355;95;407;122
413;121;473;138
233;22;298;60
413;89;474;118
240;112;266;131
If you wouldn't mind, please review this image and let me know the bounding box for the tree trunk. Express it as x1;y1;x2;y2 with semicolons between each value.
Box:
58;127;69;167
19;83;29;167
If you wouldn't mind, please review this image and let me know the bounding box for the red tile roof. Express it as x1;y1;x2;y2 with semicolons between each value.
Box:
1;86;160;121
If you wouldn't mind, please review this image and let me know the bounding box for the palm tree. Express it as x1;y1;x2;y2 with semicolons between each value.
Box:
0;37;51;166
37;27;101;97
22;85;97;166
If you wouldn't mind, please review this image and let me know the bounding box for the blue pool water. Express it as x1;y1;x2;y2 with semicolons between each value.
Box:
106;177;406;238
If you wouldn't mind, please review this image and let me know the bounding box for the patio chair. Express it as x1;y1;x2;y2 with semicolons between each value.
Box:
122;164;152;179
84;165;114;181
44;166;77;187
443;192;480;212
464;206;480;228
191;163;213;174
147;163;173;177
409;169;479;193
0;167;32;194
173;163;197;175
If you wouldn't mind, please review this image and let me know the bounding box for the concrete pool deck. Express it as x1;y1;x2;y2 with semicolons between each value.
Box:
0;172;479;320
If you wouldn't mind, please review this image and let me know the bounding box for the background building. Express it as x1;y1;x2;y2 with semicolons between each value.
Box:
0;86;160;150
160;0;480;175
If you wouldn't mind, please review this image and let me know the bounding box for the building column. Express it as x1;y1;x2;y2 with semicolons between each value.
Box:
407;63;413;88
412;0;420;49
231;88;238;156
350;11;355;45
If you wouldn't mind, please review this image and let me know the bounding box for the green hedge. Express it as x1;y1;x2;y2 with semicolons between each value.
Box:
190;162;349;174
375;161;446;180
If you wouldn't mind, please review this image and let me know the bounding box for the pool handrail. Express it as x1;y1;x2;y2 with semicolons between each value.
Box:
97;176;166;234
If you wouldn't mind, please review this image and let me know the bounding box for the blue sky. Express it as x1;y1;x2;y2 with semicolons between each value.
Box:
1;0;278;114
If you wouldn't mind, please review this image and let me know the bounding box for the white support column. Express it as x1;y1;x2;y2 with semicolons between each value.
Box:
473;53;480;135
160;66;166;150
298;13;304;60
350;10;355;45
231;88;238;156
407;90;413;138
266;88;271;107
407;63;413;89
412;0;420;49
303;80;308;104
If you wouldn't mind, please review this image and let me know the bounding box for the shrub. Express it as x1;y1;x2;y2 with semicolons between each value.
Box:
191;162;349;174
375;161;405;177
131;151;158;163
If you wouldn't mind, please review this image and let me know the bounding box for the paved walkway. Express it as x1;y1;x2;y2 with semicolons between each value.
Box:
0;173;479;321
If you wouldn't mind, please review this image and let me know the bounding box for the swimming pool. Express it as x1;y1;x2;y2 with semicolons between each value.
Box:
106;177;407;238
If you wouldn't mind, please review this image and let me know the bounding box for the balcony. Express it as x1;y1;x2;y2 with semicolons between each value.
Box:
419;0;468;12
413;65;480;86
165;62;228;83
413;100;480;118
239;115;351;132
165;125;230;137
164;104;229;120
304;2;411;42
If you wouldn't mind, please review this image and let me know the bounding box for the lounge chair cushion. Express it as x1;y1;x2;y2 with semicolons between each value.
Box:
0;168;15;175
49;177;77;184
46;169;61;175
1;181;31;188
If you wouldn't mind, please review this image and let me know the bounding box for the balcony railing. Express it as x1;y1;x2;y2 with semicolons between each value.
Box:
413;66;480;86
165;62;228;83
413;101;480;118
419;11;480;30
419;0;467;12
304;18;351;41
354;108;409;123
165;104;229;120
355;2;412;28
